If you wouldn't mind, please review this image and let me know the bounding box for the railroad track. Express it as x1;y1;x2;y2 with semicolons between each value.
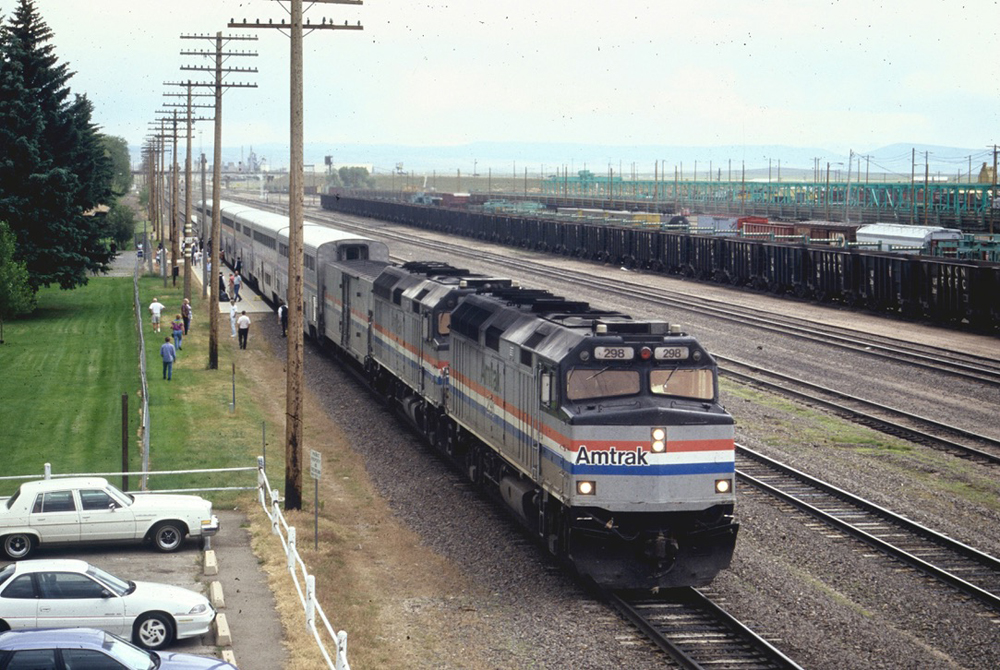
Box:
737;445;1000;611
720;357;1000;465
608;587;803;670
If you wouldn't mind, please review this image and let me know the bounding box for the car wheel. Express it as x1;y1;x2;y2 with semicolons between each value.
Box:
134;612;175;650
2;534;34;560
152;522;185;552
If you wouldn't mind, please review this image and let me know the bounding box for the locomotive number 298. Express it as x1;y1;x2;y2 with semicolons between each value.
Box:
594;346;634;360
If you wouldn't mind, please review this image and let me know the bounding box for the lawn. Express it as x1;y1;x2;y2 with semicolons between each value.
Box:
0;268;284;503
0;278;141;491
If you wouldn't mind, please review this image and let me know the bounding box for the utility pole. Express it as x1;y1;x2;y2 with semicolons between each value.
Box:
178;32;259;369
162;83;215;303
201;153;208;298
992;144;998;234
231;1;363;512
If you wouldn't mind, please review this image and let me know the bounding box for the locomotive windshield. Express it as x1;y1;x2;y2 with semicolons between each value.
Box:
564;366;716;402
565;369;640;401
650;368;715;401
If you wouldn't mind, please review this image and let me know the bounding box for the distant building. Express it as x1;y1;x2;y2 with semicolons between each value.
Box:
978;162;995;184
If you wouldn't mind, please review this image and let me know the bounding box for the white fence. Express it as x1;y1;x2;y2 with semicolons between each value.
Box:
256;457;350;670
0;459;348;668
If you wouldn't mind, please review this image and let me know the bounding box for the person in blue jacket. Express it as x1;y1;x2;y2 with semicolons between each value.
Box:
160;337;176;381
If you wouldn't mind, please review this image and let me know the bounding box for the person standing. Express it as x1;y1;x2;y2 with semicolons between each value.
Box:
218;272;228;302
229;300;239;338
237;311;251;349
171;314;184;351
235;256;243;274
181;298;192;334
227;273;235;301
160;337;176;381
277;301;288;337
148;298;165;333
234;273;243;302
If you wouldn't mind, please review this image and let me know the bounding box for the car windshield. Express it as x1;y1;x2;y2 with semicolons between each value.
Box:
104;482;135;505
102;632;156;670
87;565;131;596
0;564;14;586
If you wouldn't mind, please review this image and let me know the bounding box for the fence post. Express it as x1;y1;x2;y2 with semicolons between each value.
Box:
44;463;51;480
305;574;315;631
335;631;350;670
287;527;297;573
272;493;281;536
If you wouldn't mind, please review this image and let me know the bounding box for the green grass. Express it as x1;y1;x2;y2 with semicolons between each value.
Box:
1;269;285;507
0;279;141;489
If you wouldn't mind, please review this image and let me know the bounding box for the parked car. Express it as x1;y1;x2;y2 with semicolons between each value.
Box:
0;477;220;560
0;628;238;669
0;560;216;650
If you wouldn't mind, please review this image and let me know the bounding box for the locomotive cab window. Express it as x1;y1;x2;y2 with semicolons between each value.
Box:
565;368;640;401
650;368;715;401
437;311;452;336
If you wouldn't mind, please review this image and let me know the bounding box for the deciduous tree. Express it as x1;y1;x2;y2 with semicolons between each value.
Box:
0;221;34;344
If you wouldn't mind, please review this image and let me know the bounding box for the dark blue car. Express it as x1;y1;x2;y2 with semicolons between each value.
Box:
0;628;238;669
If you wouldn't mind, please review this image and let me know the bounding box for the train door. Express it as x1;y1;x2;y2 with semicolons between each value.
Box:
339;273;351;349
514;360;540;479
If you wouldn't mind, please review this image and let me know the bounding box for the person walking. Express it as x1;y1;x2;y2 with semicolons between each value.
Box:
277;301;288;337
181;298;192;334
229;300;239;338
237;311;251;349
160;337;176;381
234;273;243;302
170;314;184;351
148;298;165;333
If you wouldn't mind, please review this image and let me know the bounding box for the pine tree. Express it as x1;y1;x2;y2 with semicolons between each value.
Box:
0;0;113;291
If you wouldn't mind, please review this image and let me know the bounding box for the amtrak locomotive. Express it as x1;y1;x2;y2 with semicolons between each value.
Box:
205;200;739;589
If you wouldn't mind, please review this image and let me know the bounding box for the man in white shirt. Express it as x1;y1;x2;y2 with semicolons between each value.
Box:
237;311;251;350
149;298;165;333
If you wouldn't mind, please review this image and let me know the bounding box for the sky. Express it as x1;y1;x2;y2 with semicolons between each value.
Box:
8;0;1000;172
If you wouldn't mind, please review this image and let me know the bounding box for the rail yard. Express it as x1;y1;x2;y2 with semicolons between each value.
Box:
205;191;1000;669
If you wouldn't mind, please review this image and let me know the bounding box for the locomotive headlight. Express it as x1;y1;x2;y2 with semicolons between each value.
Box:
715;478;732;494
651;428;666;452
577;481;596;495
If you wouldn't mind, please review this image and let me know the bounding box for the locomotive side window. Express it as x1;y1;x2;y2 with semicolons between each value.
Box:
565;369;639;401
437;311;451;335
650;368;715;401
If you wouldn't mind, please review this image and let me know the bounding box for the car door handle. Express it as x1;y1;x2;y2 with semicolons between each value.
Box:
39;606;51;612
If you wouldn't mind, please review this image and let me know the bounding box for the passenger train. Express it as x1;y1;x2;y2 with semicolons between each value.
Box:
202;199;739;590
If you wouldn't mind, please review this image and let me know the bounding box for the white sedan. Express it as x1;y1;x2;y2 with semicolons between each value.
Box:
0;559;215;651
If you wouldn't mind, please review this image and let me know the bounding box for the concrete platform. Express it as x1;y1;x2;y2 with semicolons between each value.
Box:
191;262;274;314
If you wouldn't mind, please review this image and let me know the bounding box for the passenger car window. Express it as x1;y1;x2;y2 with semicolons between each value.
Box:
80;489;117;511
0;574;35;599
37;572;107;599
33;490;76;513
62;649;127;670
5;649;57;670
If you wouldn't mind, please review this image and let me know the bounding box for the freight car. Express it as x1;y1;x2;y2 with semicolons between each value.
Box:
201;200;740;590
320;194;1000;330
